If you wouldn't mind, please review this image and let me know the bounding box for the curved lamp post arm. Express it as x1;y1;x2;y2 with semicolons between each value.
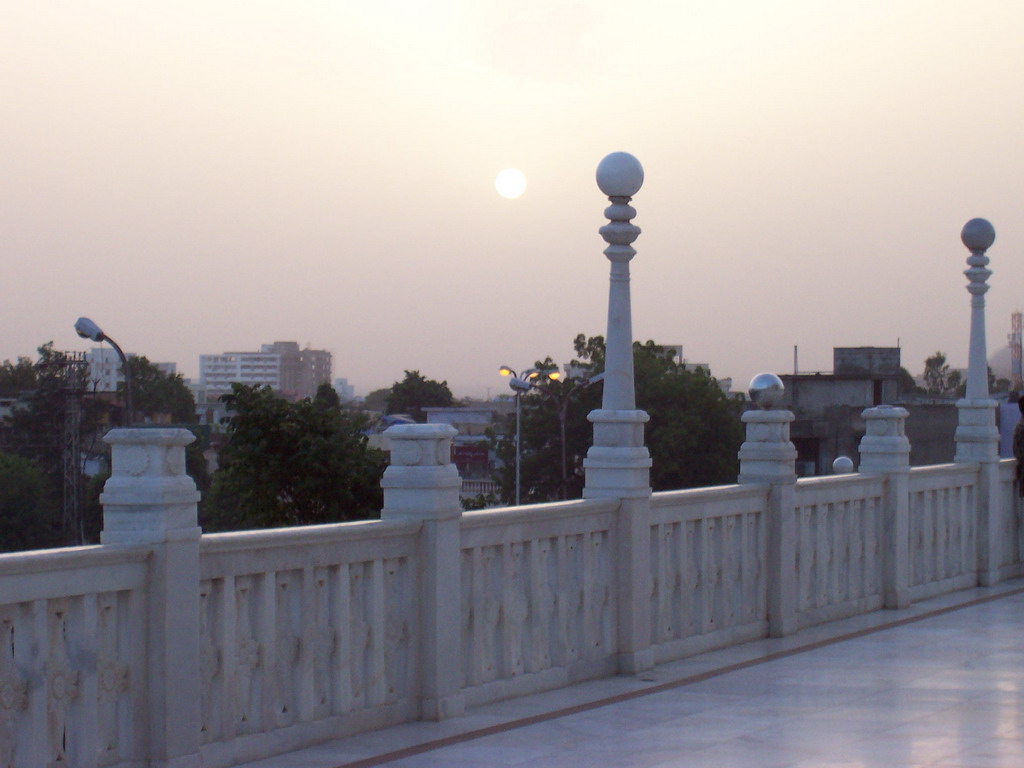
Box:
75;317;133;427
105;337;134;427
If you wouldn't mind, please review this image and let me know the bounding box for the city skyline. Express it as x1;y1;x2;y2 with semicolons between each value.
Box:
3;2;1023;399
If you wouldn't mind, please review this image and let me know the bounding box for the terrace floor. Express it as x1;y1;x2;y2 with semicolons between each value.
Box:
237;580;1024;768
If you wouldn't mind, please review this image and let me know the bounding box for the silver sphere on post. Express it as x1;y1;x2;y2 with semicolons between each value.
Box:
596;152;644;197
961;218;995;252
748;373;784;410
832;456;855;474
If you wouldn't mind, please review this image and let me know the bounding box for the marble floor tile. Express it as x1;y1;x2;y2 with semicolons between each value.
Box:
230;585;1024;768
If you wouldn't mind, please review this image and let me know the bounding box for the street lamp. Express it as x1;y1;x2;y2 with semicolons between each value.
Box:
499;366;559;505
75;317;133;427
499;366;603;503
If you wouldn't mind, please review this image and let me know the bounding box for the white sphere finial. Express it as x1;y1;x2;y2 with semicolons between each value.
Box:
832;456;855;474
596;152;644;197
961;218;995;252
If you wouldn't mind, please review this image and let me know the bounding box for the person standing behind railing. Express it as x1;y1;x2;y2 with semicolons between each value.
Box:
1013;396;1024;496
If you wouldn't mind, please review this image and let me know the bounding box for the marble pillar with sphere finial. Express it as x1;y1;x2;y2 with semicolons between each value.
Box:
582;152;655;674
952;218;1003;586
954;218;999;463
582;152;652;499
738;374;799;636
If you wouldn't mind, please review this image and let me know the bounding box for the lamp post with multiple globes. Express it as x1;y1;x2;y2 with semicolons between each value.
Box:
499;366;605;503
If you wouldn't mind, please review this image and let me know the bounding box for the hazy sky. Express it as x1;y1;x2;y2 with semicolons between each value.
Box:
3;1;1023;399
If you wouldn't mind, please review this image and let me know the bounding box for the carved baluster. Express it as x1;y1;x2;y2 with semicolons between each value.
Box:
366;560;387;707
348;565;368;710
683;520;697;636
234;577;261;732
311;566;336;717
383;558;411;704
96;593;129;760
335;564;354;715
530;539;554;672
46;600;80;764
274;572;299;726
198;580;221;743
0;609;28;767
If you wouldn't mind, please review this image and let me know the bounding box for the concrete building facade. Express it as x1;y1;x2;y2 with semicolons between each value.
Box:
198;342;333;403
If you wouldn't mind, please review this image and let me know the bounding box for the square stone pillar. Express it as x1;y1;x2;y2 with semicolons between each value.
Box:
859;406;911;609
738;409;798;637
100;428;202;768
955;400;1002;585
583;410;654;674
381;424;465;720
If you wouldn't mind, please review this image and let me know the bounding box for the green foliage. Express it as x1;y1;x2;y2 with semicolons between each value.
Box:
0;343;203;551
461;493;497;511
897;367;922;395
385;370;454;422
125;356;196;423
989;366;1012;394
0;452;61;553
0;355;39;396
362;388;390;411
922;352;962;396
202;384;386;531
496;335;743;504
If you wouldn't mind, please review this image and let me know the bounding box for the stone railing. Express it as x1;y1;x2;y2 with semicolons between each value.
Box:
0;419;1021;767
791;474;888;627
0;545;150;768
196;520;421;768
459;499;619;706
648;484;769;661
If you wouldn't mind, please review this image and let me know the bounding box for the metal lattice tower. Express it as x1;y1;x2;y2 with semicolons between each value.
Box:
1009;311;1022;391
38;351;89;544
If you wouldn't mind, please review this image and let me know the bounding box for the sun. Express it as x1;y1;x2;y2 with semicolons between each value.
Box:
495;168;527;199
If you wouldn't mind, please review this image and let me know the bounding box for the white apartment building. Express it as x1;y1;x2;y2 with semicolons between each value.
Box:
85;348;177;392
197;342;334;403
198;352;281;402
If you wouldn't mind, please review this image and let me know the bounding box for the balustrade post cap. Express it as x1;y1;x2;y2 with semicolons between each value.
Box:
861;405;910;420
103;427;196;448
383;424;457;440
961;218;995;252
596;152;644;197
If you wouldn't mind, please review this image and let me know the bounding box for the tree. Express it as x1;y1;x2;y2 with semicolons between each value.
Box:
0;355;39;395
362;388;390;411
202;384;386;531
385;370;454;422
495;335;744;504
124;356;196;423
897;367;922;396
0;452;61;553
0;344;203;550
922;352;962;396
989;366;1012;394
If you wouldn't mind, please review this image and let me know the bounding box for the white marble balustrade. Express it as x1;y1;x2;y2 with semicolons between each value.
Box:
196;521;420;768
458;499;619;707
648;485;769;663
0;545;148;768
792;474;887;628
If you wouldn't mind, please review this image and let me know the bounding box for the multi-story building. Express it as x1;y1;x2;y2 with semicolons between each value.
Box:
197;342;333;403
84;347;176;392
